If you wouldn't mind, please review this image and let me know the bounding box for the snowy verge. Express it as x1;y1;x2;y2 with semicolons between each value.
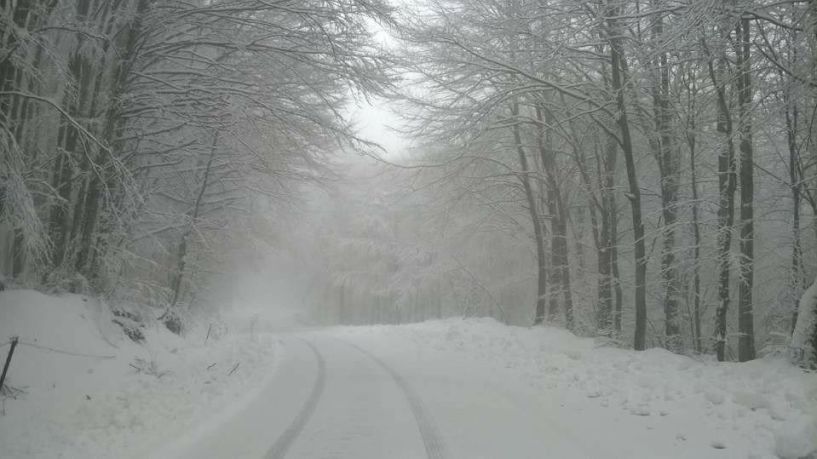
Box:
332;318;817;459
0;289;279;459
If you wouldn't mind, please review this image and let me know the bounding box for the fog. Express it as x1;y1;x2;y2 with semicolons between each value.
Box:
1;0;816;457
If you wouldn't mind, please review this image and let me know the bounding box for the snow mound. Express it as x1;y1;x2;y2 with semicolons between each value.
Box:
0;289;279;458
0;290;123;396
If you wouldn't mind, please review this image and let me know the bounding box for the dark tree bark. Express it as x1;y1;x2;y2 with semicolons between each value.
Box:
611;210;623;335
601;134;620;334
784;77;805;333
511;102;548;325
703;34;736;361
46;0;98;272
75;0;151;279
606;7;647;350
0;0;56;279
536;104;574;330
46;130;75;268
650;5;682;351
735;16;756;361
574;127;614;334
686;74;703;353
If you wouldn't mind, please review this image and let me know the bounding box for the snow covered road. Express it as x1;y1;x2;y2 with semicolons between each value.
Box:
164;332;621;459
166;336;435;459
160;320;816;459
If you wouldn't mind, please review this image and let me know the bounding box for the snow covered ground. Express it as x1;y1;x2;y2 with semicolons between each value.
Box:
0;290;280;458
331;319;817;459
1;291;815;458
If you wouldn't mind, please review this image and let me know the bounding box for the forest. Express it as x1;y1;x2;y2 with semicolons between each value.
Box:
2;0;817;368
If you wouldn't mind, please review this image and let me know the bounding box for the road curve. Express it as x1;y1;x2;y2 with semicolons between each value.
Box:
339;339;445;459
265;340;326;459
166;335;431;459
278;336;429;458
160;338;321;459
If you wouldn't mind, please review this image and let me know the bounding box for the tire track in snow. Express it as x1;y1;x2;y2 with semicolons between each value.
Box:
341;340;446;459
265;339;326;459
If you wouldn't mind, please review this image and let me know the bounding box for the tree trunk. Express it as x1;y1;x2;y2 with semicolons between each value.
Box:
46;0;98;272
735;16;756;361
74;174;102;274
602;133;620;335
611;218;624;335
650;7;682;351
47;130;75;268
688;96;703;353
511;102;548;325
785;81;804;334
169;131;220;307
703;34;736;361
77;0;151;282
12;229;24;278
579;133;613;334
0;1;54;280
607;9;647;350
536;105;574;330
595;194;613;332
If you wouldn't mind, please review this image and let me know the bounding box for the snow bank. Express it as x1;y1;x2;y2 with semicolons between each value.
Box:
0;289;279;458
792;275;817;366
334;318;817;459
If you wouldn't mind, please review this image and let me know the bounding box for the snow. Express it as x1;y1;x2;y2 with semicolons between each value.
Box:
0;289;279;458
792;275;817;364
2;291;815;459
159;337;433;459
331;318;817;459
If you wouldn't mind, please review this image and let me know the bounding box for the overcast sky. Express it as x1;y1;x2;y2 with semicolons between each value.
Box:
349;97;410;158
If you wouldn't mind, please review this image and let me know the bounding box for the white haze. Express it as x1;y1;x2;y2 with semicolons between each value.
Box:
2;0;817;457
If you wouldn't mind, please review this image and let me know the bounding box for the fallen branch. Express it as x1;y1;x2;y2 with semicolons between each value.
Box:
204;324;213;344
227;362;239;376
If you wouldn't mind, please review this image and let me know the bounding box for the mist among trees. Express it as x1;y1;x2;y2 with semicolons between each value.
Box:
2;0;817;367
